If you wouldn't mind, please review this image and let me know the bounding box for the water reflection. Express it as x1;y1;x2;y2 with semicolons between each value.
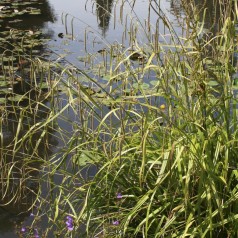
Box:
0;100;58;235
170;0;220;32
0;0;57;237
96;0;114;35
0;0;55;31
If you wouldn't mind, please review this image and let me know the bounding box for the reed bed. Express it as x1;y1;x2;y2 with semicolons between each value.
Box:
1;0;238;237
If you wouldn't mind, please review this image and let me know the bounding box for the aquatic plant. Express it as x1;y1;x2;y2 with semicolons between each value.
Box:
0;0;238;237
48;0;237;237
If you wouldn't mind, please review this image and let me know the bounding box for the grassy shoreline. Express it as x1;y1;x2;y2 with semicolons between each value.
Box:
1;0;238;237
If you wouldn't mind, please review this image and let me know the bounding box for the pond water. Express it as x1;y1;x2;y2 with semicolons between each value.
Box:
0;0;232;237
0;1;173;237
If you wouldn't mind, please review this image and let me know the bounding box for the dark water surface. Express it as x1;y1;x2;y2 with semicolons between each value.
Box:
0;0;221;237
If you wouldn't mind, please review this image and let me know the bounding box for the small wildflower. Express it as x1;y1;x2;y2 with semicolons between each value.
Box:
116;193;122;199
67;223;74;231
34;228;40;238
66;215;73;222
66;220;72;226
30;213;34;217
66;215;74;231
21;227;26;232
112;220;119;226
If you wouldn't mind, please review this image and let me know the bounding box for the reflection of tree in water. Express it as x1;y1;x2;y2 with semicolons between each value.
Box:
0;0;56;31
170;0;221;57
170;0;221;32
0;0;56;56
95;0;114;35
170;0;184;17
194;0;221;32
170;1;237;88
0;0;57;235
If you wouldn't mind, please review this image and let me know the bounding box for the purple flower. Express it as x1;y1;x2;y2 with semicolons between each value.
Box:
30;213;34;217
66;215;73;222
21;227;26;232
116;193;122;199
67;223;74;231
66;220;72;226
66;215;74;231
112;220;120;226
34;228;40;238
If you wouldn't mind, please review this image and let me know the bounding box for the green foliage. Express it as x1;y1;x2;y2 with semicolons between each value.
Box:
1;0;238;237
60;1;237;237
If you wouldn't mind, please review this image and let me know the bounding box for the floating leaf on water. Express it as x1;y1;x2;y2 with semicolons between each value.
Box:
123;88;132;95
0;81;11;87
94;92;107;98
23;42;42;48
233;78;238;86
129;52;141;61
100;98;111;107
129;52;146;62
77;56;86;62
1;56;17;62
132;82;150;90
38;82;49;90
0;76;6;81
0;97;6;105
101;74;111;82
72;151;101;166
8;19;23;23
65;34;74;40
0;88;11;95
7;94;27;102
0;31;10;36
16;10;27;15
150;80;159;86
12;46;24;53
204;59;214;66
97;48;107;54
75;75;89;83
12;2;35;6
84;86;101;95
31;49;41;54
57;53;68;59
232;84;238;90
0;37;6;43
207;81;219;86
2;65;19;72
29;10;41;15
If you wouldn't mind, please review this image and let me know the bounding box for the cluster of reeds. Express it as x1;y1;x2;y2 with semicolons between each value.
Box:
1;0;238;237
46;0;237;237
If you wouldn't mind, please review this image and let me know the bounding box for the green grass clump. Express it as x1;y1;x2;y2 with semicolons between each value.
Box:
1;0;238;237
53;1;237;237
